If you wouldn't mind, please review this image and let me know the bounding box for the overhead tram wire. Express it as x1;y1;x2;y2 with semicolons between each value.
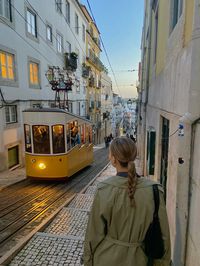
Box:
85;0;122;97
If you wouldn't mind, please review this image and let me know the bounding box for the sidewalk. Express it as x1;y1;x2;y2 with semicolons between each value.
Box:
0;166;26;191
8;164;116;266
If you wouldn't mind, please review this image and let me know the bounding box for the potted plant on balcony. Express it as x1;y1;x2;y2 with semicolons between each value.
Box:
70;52;78;59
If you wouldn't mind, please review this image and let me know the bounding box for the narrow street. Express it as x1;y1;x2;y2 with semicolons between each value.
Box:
0;148;109;263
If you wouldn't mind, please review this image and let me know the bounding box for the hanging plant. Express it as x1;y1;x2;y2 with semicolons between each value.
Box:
70;52;78;59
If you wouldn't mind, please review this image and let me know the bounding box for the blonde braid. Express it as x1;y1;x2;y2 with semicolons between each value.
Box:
109;136;138;207
128;161;137;207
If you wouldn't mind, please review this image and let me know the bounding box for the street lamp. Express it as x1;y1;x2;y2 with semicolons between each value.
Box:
45;66;73;109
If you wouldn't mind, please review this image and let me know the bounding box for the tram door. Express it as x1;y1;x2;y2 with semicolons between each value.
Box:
160;117;170;201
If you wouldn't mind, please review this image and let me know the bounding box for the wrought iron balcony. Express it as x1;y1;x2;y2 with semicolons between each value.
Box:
87;49;104;71
82;64;90;78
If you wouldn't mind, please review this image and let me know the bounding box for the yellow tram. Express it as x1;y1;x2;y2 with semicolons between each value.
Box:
23;108;94;179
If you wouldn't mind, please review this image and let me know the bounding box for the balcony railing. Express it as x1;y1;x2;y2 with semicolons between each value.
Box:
87;49;104;71
89;76;95;87
96;101;101;109
82;64;90;78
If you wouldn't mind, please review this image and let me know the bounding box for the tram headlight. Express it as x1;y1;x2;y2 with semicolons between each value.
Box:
38;162;46;170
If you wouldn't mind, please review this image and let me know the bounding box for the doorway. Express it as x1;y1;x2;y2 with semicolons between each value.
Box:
160;117;170;200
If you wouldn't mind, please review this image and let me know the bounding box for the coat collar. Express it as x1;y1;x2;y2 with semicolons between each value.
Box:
99;175;162;190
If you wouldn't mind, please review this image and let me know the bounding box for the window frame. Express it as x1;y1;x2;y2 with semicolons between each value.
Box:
26;8;37;38
55;0;62;14
5;105;17;124
0;50;15;81
66;0;70;24
0;45;18;87
170;0;183;32
0;0;12;22
56;32;63;54
75;13;79;35
28;57;40;89
46;24;53;43
82;24;85;42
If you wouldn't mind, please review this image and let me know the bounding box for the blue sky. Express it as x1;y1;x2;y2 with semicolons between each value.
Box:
81;0;144;98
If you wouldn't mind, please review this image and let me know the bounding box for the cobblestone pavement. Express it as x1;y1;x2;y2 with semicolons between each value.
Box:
9;164;116;266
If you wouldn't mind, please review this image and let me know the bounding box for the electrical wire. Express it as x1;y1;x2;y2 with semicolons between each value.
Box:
85;0;122;97
1;1;113;105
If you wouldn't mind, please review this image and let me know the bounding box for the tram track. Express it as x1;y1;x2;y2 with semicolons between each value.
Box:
0;148;108;260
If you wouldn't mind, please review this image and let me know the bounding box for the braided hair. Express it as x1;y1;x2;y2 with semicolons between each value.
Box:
110;136;137;207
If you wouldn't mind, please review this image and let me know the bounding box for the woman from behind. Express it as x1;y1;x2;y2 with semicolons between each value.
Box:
84;136;171;266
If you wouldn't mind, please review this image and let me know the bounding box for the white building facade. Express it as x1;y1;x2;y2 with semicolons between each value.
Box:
0;0;89;171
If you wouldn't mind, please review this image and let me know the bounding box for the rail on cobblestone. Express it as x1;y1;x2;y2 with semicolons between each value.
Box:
0;148;109;266
8;162;113;266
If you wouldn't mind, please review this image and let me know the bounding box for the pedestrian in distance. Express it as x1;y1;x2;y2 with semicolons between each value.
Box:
84;136;171;266
104;136;109;148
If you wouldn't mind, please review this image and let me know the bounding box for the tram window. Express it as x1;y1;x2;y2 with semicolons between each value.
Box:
24;124;32;153
33;125;50;154
69;121;79;147
80;124;85;144
52;125;65;154
86;126;89;144
66;123;71;150
78;125;81;144
89;126;92;143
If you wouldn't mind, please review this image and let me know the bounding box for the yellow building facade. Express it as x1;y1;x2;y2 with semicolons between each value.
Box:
81;5;105;144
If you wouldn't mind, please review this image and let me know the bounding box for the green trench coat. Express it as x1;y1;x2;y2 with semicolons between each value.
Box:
84;176;171;266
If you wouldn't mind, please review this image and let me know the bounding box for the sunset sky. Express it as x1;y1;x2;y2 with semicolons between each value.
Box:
81;0;144;98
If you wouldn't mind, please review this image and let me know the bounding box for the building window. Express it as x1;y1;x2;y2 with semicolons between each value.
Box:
56;33;63;53
75;13;79;34
5;105;17;124
66;41;71;54
66;1;70;24
76;102;80;116
46;25;52;42
55;0;62;13
171;0;183;31
29;62;39;86
0;50;14;80
68;102;73;113
0;0;12;21
82;24;85;42
26;9;37;37
154;10;158;63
